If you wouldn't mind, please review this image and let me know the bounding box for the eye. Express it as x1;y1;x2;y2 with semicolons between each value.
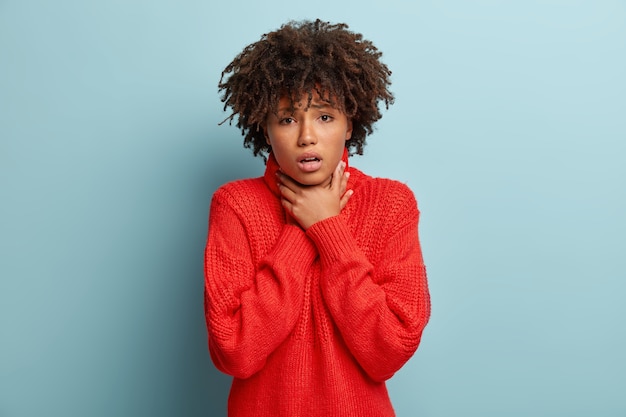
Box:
279;117;294;125
320;114;333;122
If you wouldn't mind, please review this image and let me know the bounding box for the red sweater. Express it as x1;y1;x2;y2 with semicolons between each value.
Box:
204;153;430;417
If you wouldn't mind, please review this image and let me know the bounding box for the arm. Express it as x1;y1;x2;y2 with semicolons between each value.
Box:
306;189;431;382
204;188;317;379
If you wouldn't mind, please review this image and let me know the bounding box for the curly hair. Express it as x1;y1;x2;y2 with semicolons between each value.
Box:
218;19;394;159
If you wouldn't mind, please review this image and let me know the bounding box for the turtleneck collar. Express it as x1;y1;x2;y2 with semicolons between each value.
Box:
264;148;351;196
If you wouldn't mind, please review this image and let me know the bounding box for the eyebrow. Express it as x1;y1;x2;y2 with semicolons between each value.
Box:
311;103;331;109
277;102;333;113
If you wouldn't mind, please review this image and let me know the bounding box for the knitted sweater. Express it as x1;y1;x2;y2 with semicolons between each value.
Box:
204;153;431;417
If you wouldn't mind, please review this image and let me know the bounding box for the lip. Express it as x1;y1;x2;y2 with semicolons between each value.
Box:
297;152;322;162
297;152;323;173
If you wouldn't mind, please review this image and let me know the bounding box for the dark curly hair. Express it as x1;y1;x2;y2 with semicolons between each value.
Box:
218;19;394;159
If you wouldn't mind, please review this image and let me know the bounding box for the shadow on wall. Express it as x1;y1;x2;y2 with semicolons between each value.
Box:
202;367;231;415
188;133;265;415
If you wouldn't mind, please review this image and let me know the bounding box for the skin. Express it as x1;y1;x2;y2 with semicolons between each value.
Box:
265;93;354;230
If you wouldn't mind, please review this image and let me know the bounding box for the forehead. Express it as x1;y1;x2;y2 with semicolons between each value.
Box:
275;89;339;112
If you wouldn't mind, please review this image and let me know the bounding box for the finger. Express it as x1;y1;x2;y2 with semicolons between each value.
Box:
339;189;354;210
277;181;297;203
338;169;350;196
276;171;292;186
276;172;300;193
281;198;294;215
330;160;346;190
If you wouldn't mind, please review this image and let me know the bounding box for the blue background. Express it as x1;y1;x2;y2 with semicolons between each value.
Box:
1;1;625;416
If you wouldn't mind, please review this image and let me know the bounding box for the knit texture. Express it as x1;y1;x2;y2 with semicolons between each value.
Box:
204;153;431;417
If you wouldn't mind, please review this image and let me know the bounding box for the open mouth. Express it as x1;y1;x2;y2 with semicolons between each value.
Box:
297;154;323;172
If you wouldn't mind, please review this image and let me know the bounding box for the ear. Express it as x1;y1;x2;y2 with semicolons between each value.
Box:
345;119;353;141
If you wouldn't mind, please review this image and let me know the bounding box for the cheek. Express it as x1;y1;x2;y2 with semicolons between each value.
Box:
268;141;290;166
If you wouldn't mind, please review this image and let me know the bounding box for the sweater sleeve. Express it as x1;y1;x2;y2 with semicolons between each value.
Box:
306;186;430;382
204;188;317;379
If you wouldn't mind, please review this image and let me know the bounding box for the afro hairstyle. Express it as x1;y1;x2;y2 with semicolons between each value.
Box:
218;19;394;159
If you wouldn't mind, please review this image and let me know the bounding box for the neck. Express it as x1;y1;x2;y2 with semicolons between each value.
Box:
264;148;350;196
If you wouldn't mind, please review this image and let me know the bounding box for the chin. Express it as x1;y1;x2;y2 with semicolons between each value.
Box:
294;173;327;187
294;178;320;187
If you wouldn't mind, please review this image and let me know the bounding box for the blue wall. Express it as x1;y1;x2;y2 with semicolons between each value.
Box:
1;1;624;416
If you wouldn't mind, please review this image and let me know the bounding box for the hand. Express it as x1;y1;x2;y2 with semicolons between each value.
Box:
277;161;353;230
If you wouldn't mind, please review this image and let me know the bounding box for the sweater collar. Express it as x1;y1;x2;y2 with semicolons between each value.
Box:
264;148;351;196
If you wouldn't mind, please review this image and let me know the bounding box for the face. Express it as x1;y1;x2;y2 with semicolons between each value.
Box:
265;92;353;186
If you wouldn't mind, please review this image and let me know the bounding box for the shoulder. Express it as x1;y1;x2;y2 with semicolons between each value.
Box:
211;176;270;208
348;168;421;234
351;168;419;208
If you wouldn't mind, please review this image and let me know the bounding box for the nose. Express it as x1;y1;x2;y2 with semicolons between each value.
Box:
298;119;317;147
